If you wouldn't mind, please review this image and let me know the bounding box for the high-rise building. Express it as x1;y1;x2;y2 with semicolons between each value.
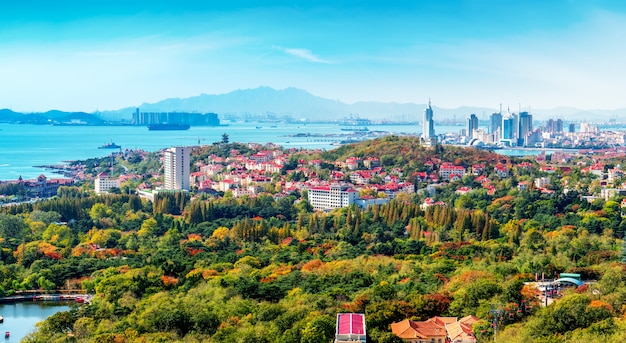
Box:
423;99;435;139
517;111;532;146
163;146;191;190
555;119;563;133
467;114;478;139
490;111;502;137
546;119;564;133
133;109;220;126
568;123;576;133
502;110;516;142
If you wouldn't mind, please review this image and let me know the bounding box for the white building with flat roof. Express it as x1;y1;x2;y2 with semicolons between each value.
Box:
94;172;119;194
164;146;191;190
308;184;359;211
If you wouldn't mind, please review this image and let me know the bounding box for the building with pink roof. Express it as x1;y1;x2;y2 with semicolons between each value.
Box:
335;313;366;343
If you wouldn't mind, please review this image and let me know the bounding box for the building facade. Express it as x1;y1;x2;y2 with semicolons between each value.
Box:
466;114;478;139
517;111;533;146
308;184;359;211
490;112;502;138
94;172;120;194
423;100;435;140
133;109;219;126
502;111;516;143
163;146;191;190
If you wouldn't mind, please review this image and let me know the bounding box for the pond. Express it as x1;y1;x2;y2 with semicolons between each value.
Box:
0;302;71;343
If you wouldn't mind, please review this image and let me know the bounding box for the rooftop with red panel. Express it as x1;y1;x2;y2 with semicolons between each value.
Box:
335;313;366;343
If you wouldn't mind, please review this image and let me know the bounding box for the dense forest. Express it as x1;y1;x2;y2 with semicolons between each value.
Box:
1;138;626;342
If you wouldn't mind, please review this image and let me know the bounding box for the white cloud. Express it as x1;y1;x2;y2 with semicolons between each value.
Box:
273;45;333;64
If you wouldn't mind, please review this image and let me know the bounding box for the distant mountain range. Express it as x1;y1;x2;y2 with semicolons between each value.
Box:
95;87;626;123
2;87;626;123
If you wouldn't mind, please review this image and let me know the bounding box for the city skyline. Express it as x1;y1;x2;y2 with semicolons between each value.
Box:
2;1;626;112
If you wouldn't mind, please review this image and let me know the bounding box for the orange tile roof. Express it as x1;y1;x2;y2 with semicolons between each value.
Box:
390;319;447;340
459;315;479;326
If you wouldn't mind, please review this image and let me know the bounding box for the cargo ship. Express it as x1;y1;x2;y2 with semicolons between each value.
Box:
147;123;190;131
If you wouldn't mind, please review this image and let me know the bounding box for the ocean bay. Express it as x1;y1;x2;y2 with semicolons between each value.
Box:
0;122;430;181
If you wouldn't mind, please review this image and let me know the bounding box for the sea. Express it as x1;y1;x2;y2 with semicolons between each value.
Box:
0;122;540;181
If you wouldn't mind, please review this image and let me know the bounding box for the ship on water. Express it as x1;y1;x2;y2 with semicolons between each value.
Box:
98;141;121;149
147;123;191;131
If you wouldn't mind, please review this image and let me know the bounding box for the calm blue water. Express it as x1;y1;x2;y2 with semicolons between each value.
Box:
0;122;424;180
0;302;70;342
0;122;508;181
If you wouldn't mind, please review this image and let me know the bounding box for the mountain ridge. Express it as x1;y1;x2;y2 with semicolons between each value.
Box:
3;87;626;122
97;86;626;122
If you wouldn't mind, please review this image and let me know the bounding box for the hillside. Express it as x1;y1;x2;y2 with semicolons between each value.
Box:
4;138;626;342
315;136;505;168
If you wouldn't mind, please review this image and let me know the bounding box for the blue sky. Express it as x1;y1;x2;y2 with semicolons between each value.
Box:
1;0;626;112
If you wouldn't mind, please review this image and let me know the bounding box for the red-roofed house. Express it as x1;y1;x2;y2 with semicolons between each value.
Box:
472;164;485;175
391;316;477;343
494;163;509;178
439;163;466;181
390;318;447;343
413;171;428;183
421;198;445;210
344;157;361;170
456;186;472;195
350;170;373;185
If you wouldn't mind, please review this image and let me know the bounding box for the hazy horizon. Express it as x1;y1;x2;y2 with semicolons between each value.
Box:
2;1;626;112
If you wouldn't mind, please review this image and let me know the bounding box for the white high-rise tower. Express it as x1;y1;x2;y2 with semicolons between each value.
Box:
163;146;191;190
423;99;435;139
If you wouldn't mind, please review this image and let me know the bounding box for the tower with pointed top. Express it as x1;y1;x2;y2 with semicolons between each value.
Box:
423;99;435;140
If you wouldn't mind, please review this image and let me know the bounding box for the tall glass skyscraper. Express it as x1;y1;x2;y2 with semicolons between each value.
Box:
502;111;516;141
490;112;502;137
423;100;435;139
517;111;532;146
467;114;478;138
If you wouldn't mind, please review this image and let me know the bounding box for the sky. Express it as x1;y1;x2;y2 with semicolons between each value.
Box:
1;0;626;112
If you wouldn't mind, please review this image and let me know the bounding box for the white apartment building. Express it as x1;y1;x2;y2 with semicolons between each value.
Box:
308;184;359;211
94;172;119;194
163;146;191;190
